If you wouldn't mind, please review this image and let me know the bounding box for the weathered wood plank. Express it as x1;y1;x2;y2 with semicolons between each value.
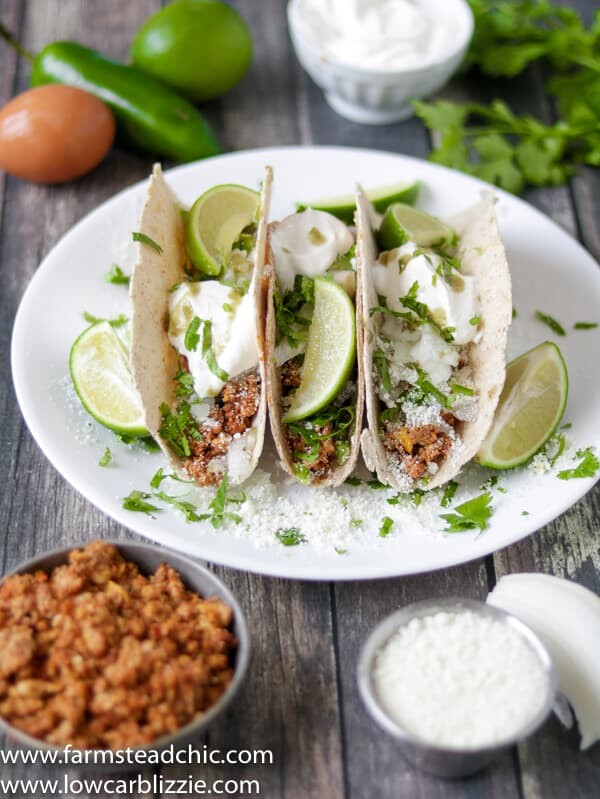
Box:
0;1;161;795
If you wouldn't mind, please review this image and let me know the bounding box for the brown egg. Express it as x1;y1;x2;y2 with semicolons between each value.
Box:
0;84;115;184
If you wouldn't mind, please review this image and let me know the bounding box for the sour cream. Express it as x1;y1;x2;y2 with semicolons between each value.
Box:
373;242;480;346
291;0;470;71
269;208;354;292
169;279;258;398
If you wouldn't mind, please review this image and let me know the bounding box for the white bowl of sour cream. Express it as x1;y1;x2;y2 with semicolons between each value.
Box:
287;0;474;125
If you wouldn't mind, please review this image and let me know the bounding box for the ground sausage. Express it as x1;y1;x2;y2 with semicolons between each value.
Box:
0;541;236;749
186;369;260;486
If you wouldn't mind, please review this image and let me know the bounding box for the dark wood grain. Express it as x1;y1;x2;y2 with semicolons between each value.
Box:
0;0;599;796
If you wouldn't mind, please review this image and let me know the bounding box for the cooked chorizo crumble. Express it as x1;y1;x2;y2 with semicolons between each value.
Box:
186;369;261;487
0;541;236;749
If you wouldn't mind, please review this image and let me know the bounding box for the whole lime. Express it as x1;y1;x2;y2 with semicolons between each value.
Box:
130;0;253;103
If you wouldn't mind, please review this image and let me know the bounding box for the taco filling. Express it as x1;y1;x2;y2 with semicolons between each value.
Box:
162;224;263;486
268;208;360;484
370;237;481;488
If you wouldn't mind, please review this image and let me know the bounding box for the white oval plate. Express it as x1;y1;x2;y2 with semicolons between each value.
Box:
11;147;600;580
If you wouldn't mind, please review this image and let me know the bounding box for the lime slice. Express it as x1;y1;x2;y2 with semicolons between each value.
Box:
378;203;456;250
283;277;356;423
185;184;260;275
300;182;419;224
70;321;147;437
477;341;568;469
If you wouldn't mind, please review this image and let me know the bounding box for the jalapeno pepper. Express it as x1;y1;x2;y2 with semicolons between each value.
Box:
0;24;220;162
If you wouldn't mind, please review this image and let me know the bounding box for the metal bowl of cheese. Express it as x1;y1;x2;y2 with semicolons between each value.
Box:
357;598;556;778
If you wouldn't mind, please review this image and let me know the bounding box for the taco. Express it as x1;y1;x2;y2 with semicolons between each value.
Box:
356;191;512;491
265;208;364;486
130;164;272;486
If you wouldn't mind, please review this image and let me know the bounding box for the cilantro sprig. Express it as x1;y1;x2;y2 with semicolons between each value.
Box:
535;310;566;336
441;491;493;533
274;275;315;348
275;527;307;546
132;231;163;253
105;264;130;286
413;2;600;194
83;311;128;328
557;447;600;480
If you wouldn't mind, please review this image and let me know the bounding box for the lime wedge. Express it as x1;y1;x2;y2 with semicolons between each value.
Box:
301;182;419;224
378;203;456;250
283;277;356;422
477;341;568;469
186;184;260;275
70;321;147;437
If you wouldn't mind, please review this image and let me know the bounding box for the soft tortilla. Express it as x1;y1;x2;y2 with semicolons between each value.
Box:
264;222;364;487
357;189;512;490
129;163;272;485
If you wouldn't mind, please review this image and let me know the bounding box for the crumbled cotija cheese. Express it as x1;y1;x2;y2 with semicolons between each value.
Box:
373;610;549;748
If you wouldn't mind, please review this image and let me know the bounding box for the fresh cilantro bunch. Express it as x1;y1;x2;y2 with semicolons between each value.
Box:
464;0;600;77
413;1;600;194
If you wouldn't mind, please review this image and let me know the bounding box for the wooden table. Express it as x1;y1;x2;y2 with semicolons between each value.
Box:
1;1;599;796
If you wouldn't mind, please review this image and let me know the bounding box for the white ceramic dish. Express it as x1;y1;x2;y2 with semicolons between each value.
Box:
11;146;600;580
287;0;473;124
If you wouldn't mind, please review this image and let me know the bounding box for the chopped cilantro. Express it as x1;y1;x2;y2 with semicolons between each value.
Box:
557;447;599;480
379;516;394;538
521;510;530;516
274;275;314;348
150;467;167;489
345;475;386;489
400;281;455;342
184;317;201;352
223;303;234;313
535;310;566;336
105;264;130;286
132;231;163;253
440;480;459;508
350;519;363;528
574;321;598;330
231;224;256;255
83;311;128;328
410;488;425;506
451;383;475;397
293;463;311;483
122;490;160;517
374;348;392;394
154;490;204;522
159;401;201;459
174;364;195;398
202;472;244;528
561;422;572;431
275;527;307;546
480;474;499;491
329;244;356;271
287;404;354;467
414;367;452;409
469;316;482;326
186;319;230;382
98;447;112;467
441;492;493;533
335;547;348;554
512;307;518;319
